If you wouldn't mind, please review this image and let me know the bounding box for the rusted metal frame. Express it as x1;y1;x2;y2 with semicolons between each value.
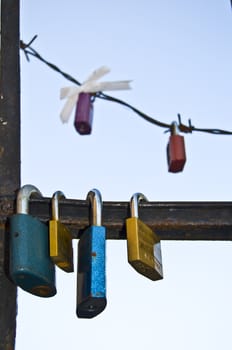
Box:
0;0;20;349
1;197;232;241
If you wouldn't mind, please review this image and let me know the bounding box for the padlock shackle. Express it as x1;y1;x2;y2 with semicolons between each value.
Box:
130;192;148;218
16;184;42;214
51;191;65;221
170;121;180;136
86;189;102;226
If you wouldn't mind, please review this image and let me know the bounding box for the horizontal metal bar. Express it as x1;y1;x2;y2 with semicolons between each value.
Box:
1;196;232;240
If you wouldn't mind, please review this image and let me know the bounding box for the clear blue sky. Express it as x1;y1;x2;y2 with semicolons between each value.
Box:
17;1;232;349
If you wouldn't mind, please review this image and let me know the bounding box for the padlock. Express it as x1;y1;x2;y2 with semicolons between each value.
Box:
74;92;93;135
126;193;163;281
76;189;106;318
167;121;186;173
49;191;74;272
9;185;56;297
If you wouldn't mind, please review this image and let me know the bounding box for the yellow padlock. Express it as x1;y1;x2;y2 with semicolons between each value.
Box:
126;193;163;281
49;191;74;272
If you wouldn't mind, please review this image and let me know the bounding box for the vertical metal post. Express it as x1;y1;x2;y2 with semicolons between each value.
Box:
0;0;20;349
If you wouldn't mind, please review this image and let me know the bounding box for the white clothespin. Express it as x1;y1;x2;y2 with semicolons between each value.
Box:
60;66;132;123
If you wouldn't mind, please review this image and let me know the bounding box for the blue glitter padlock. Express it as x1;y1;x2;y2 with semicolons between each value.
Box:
76;189;106;318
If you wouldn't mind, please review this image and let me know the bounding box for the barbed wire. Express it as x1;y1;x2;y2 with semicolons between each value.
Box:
20;36;232;135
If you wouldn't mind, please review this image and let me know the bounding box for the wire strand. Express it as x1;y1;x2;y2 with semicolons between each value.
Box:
20;38;232;136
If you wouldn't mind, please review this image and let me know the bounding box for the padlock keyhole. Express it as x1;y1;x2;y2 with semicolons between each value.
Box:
88;305;96;312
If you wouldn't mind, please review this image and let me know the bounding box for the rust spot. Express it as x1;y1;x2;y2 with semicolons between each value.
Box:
0;146;4;157
31;285;52;297
91;252;97;257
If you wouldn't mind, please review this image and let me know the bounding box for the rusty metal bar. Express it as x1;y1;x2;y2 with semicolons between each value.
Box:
2;197;232;241
26;199;232;241
0;0;20;349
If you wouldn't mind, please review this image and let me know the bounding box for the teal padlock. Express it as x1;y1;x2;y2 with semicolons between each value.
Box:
9;185;56;297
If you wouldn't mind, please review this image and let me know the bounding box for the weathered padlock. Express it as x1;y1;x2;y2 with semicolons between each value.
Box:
49;191;74;272
9;185;56;297
74;92;93;135
126;193;163;281
167;121;186;173
76;189;106;318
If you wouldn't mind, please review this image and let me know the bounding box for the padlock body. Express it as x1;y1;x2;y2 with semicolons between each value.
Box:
49;220;74;272
126;217;163;281
77;225;106;318
74;92;93;135
167;134;186;173
9;214;56;297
